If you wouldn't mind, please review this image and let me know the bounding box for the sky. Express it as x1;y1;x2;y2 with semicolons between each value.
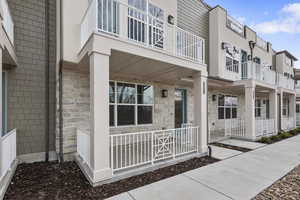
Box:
204;0;300;68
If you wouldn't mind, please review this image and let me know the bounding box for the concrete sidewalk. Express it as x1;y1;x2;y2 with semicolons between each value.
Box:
107;135;300;200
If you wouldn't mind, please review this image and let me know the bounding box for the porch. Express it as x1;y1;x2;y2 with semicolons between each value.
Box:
72;40;208;185
208;78;278;143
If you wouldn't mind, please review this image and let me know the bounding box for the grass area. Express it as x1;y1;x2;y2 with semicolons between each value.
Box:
258;127;300;144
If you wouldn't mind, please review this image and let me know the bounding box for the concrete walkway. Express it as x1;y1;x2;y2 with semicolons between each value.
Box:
107;135;300;200
210;145;242;160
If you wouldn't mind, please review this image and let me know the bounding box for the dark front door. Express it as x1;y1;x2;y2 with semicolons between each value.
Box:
175;89;187;128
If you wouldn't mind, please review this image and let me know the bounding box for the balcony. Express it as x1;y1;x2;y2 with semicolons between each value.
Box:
241;62;276;85
256;36;268;51
0;0;14;45
226;15;244;36
81;0;205;64
277;73;295;90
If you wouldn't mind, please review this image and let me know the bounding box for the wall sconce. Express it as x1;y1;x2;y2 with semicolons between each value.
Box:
161;89;168;98
221;42;230;50
168;15;175;25
212;94;217;101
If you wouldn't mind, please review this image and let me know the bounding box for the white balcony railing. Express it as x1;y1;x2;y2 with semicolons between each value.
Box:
81;0;205;64
0;129;16;180
110;127;199;173
255;119;276;137
77;129;90;167
241;62;276;85
277;73;295;90
226;15;244;36
0;0;14;45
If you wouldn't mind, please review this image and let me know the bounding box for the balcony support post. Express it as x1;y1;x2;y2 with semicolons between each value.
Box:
245;81;256;140
0;47;3;176
193;72;208;153
89;51;112;183
289;94;296;129
269;90;278;134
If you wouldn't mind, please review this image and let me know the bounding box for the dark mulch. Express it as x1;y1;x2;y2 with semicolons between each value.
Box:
211;142;252;152
4;156;219;200
254;165;300;200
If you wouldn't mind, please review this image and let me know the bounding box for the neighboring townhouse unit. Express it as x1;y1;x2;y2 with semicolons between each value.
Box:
295;69;300;126
57;0;209;185
0;0;18;196
208;6;297;143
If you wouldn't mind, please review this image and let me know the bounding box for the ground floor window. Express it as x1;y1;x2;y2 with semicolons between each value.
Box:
109;81;154;127
2;71;7;136
255;99;262;118
218;95;238;119
282;98;289;117
296;104;300;113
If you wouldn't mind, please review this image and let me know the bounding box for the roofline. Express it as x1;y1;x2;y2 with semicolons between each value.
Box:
276;50;298;61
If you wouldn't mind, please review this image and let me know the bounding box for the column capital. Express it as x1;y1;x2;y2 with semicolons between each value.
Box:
88;50;111;58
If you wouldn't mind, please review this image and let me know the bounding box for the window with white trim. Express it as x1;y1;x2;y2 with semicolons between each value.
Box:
218;95;238;119
255;99;262;118
226;53;239;73
282;98;289;117
109;81;154;127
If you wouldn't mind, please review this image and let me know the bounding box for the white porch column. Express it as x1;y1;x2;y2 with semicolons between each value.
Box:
89;52;112;183
245;82;256;140
0;47;3;177
269;90;278;134
289;94;296;128
279;90;284;130
193;72;208;153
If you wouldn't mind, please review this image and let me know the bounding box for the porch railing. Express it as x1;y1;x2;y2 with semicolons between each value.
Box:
255;119;276;137
77;129;90;167
0;129;16;180
296;114;300;126
282;117;295;130
277;74;295;90
226;119;245;138
0;0;14;45
110;127;199;173
241;62;276;85
81;0;205;64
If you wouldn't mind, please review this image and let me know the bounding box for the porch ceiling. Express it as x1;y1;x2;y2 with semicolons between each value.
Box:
109;50;199;86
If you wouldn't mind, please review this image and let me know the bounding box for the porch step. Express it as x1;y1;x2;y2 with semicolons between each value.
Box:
210;146;242;160
218;139;266;150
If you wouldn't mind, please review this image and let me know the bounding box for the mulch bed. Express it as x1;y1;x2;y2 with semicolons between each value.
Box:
254;165;300;200
211;142;252;153
4;156;219;200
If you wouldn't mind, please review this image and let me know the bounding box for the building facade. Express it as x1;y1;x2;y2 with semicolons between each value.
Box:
0;0;298;191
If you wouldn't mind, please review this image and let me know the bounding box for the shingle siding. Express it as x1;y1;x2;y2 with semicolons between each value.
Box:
7;0;56;155
177;0;209;65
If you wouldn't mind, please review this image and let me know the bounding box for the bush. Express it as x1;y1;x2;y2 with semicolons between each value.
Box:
295;127;300;134
278;132;292;140
289;129;298;136
259;137;272;144
270;135;281;142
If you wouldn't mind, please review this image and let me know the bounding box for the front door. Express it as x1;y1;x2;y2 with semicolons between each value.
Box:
175;89;187;128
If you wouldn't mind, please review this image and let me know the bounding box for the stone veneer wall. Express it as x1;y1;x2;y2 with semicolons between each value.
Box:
7;0;56;155
58;68;195;157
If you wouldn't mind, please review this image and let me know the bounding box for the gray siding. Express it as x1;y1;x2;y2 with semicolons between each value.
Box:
177;0;209;65
7;0;56;155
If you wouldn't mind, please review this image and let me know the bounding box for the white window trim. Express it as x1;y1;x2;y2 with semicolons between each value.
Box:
110;80;154;128
218;94;238;120
255;99;262;118
225;53;240;73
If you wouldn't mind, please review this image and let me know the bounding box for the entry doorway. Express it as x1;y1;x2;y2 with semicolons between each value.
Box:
175;89;187;128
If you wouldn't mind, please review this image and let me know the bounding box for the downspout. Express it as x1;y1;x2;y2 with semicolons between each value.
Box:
59;0;64;162
45;0;50;162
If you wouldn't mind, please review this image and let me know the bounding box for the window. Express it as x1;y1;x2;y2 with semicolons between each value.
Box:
296;104;300;113
266;100;270;119
218;95;238;119
225;53;239;73
2;71;7;136
255;99;262;118
283;98;289;117
109;81;154;127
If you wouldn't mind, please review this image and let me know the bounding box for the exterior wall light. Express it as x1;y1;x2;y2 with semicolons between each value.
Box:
168;15;174;25
221;42;230;50
161;89;168;98
212;94;217;101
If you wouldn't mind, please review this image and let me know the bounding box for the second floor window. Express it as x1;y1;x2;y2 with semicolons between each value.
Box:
226;53;239;73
